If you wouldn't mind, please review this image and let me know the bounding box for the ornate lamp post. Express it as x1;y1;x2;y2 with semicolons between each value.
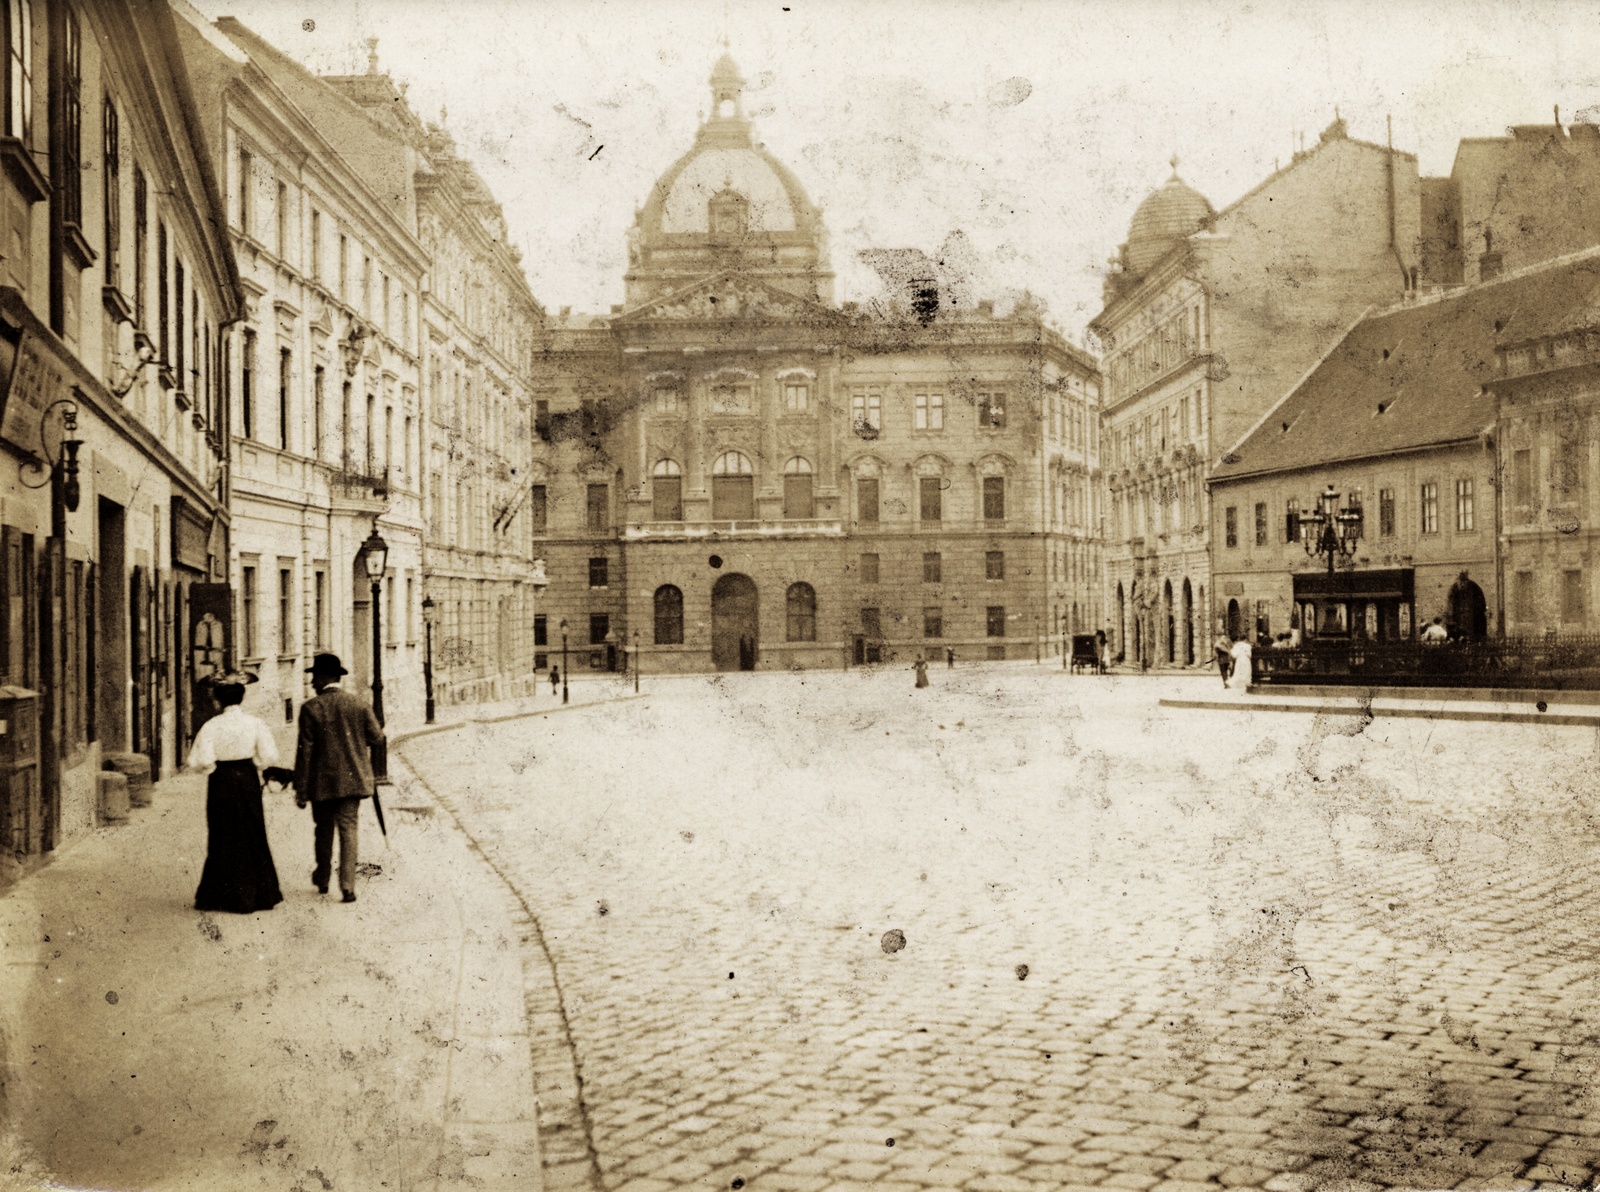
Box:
529;558;548;699
560;617;569;705
421;593;437;724
1296;484;1363;640
360;524;389;777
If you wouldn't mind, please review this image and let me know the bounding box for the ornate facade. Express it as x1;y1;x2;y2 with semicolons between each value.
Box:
530;56;1100;675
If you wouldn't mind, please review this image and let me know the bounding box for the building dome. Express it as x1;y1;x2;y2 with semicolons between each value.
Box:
625;52;832;306
1123;165;1214;277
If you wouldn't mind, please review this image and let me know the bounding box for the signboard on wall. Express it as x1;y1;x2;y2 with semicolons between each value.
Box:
0;332;68;460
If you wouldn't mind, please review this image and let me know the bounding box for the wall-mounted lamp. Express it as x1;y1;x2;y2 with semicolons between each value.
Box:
109;339;157;399
20;396;84;513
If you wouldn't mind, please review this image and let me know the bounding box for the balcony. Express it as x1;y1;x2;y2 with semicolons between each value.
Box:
331;465;390;502
624;519;844;541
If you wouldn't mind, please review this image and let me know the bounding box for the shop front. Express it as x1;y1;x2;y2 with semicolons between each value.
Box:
1294;568;1414;642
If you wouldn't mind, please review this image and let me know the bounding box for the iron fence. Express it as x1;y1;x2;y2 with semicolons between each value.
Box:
1252;634;1600;690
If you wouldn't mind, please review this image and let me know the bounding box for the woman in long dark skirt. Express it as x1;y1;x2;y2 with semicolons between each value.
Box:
187;674;283;914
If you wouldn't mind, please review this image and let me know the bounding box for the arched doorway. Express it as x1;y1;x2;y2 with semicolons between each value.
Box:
711;573;759;671
1182;579;1194;664
1448;572;1489;641
1227;598;1242;640
1163;579;1175;664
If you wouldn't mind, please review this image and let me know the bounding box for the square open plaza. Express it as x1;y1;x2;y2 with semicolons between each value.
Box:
1;2;1600;1189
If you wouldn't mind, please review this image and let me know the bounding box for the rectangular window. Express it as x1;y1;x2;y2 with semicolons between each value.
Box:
278;568;293;653
1285;498;1300;544
983;476;1005;522
310;366;324;458
1455;477;1475;531
1225;506;1238;548
851;389;881;433
986;550;1005;580
6;0;32;142
362;253;372;317
986;605;1007;637
175;260;186;386
313;569;326;649
338;234;348;300
978;392;1007;429
784;382;809;412
365;394;375;473
276;181;287;258
712;475;755;521
404;413;413;478
653;475;682;521
241;329;256;439
534;614;547;648
310;209;321;281
157;223;168;360
1513;448;1533;507
384;406;393;470
914;391;946;431
238;146;252;234
61;10;83;225
923;551;941;584
586;483;609;532
588;613;610;648
405;576;414;642
382;273;391;334
919;476;942;522
278;349;291;450
653;386;679;413
1379;487;1396;537
1420;482;1439;534
535;399;550;441
860;552;879;585
1563;569;1585;624
133;167;147;326
857;477;880;524
240;565;257;657
1556;438;1585;501
102;97;120;288
860;607;881;638
1514;570;1534;622
589;557;608;588
529;484;547;533
923;607;943;639
1254;501;1267;547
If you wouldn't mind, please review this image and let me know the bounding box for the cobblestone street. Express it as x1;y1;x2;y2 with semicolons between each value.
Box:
398;668;1600;1191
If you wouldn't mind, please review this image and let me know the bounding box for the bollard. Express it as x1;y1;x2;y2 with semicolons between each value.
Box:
104;753;152;808
97;771;130;824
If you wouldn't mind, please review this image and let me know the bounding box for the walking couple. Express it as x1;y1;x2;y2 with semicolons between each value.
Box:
186;651;385;913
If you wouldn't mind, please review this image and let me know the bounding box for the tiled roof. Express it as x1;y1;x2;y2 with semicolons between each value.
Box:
1211;247;1600;482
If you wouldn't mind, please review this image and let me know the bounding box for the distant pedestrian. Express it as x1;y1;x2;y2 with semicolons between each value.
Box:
293;653;385;904
1214;633;1233;689
550;665;560;694
946;646;955;669
914;658;929;688
187;672;283;915
1421;616;1449;644
1228;635;1254;691
1096;629;1109;674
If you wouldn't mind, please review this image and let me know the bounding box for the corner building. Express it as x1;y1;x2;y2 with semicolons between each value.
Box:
535;56;1101;673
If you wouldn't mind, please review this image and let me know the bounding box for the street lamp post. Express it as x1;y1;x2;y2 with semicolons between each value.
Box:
633;629;640;694
360;524;390;777
421;593;437;724
560;617;569;705
529;558;548;700
1296;483;1363;638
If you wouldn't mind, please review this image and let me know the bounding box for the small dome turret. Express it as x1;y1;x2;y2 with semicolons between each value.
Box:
1123;159;1214;277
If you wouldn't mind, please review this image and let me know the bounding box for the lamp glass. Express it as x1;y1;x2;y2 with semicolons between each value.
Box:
361;531;389;581
421;594;437;625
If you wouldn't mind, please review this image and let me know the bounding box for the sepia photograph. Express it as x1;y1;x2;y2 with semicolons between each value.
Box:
4;0;1600;1188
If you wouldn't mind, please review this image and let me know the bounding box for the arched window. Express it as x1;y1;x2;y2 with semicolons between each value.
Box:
783;456;814;519
712;451;755;520
786;582;816;642
652;459;682;521
654;585;684;645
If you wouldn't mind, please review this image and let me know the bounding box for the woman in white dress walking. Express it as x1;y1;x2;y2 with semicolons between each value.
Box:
187;673;283;914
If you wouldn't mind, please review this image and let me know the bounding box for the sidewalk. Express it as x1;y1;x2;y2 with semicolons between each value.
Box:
1159;686;1600;725
0;680;639;1192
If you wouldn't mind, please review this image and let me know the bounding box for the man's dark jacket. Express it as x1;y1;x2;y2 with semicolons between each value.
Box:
294;685;384;801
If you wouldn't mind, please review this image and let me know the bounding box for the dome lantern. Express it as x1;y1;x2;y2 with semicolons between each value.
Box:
710;51;745;123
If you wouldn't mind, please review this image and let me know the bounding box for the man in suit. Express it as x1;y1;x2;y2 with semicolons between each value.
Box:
293;653;384;903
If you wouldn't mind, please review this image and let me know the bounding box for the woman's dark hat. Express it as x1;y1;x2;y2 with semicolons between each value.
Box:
306;652;348;677
214;670;259;686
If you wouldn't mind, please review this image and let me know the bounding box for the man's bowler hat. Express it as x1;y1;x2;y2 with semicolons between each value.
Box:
306;652;348;677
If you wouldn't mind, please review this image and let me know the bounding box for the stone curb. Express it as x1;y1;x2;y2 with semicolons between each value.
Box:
1159;695;1600;726
392;695;642;1191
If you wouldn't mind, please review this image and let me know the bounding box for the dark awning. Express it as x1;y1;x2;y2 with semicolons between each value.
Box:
1294;568;1414;601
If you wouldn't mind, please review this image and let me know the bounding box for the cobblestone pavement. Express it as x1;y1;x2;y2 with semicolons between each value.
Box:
400;667;1600;1192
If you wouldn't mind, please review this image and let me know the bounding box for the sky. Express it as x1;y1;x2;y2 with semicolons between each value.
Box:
186;0;1600;341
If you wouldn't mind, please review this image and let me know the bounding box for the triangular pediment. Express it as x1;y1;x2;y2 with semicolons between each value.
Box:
618;271;842;324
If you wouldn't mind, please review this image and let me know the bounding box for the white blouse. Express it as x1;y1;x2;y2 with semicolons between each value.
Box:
185;705;279;773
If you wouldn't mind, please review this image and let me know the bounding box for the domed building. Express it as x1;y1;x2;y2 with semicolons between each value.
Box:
624;54;832;307
1091;122;1424;671
526;54;1103;675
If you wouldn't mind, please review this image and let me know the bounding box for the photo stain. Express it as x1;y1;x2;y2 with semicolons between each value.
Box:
104;990;118;1004
1015;964;1030;981
881;928;906;954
